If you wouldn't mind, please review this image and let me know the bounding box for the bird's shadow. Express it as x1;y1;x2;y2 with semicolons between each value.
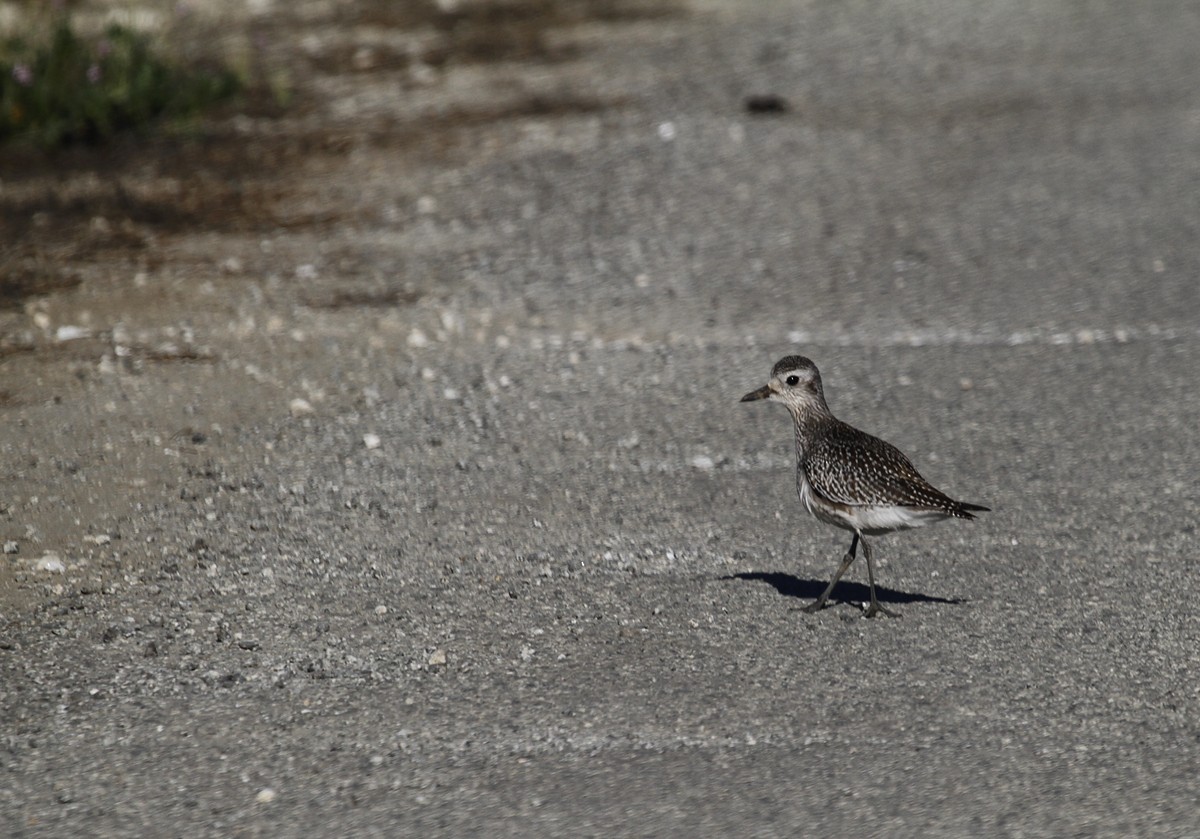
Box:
722;572;966;608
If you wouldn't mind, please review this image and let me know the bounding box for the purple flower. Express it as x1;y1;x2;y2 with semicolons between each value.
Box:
12;63;33;86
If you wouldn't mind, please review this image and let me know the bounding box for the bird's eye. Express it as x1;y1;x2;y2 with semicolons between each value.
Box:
785;375;800;386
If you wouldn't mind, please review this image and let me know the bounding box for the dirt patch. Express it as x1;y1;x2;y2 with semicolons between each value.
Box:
335;0;677;39
1;0;675;311
0;266;83;311
301;286;424;311
0;0;683;617
299;0;679;77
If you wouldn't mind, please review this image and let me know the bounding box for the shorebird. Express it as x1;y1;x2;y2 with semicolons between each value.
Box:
741;356;988;617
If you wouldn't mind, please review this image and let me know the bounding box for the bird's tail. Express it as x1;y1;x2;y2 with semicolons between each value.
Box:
955;501;991;518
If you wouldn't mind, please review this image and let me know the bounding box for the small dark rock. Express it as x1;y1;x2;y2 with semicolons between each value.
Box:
744;94;789;114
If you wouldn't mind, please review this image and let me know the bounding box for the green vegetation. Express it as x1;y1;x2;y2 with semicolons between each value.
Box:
0;12;242;148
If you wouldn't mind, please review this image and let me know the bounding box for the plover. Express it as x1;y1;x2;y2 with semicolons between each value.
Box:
741;356;988;617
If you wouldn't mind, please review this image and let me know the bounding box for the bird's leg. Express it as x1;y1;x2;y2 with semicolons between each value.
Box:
802;534;859;613
860;537;899;618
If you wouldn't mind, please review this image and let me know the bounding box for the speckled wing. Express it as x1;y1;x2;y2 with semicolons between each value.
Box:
803;421;960;511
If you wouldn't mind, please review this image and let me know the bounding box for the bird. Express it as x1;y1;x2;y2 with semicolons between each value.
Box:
740;355;989;617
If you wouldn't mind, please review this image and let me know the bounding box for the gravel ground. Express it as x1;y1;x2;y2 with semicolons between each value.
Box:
2;0;1199;836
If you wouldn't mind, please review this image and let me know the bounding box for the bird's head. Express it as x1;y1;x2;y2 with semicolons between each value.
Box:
740;355;830;416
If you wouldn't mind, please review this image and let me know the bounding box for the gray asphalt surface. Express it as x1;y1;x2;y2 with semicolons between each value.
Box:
4;0;1200;835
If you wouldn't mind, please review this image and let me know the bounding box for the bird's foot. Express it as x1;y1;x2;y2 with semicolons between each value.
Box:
861;601;900;619
801;600;830;614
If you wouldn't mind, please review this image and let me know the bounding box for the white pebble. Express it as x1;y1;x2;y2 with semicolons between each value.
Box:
55;325;89;342
289;398;315;417
427;649;447;666
439;310;462;334
442;388;460;401
657;121;677;141
363;433;382;450
3;540;18;554
374;605;388;615
256;788;276;804
691;455;715;470
408;329;429;348
519;645;535;662
36;553;66;573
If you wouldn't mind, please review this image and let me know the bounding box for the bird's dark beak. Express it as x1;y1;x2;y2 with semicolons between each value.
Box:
740;385;771;403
